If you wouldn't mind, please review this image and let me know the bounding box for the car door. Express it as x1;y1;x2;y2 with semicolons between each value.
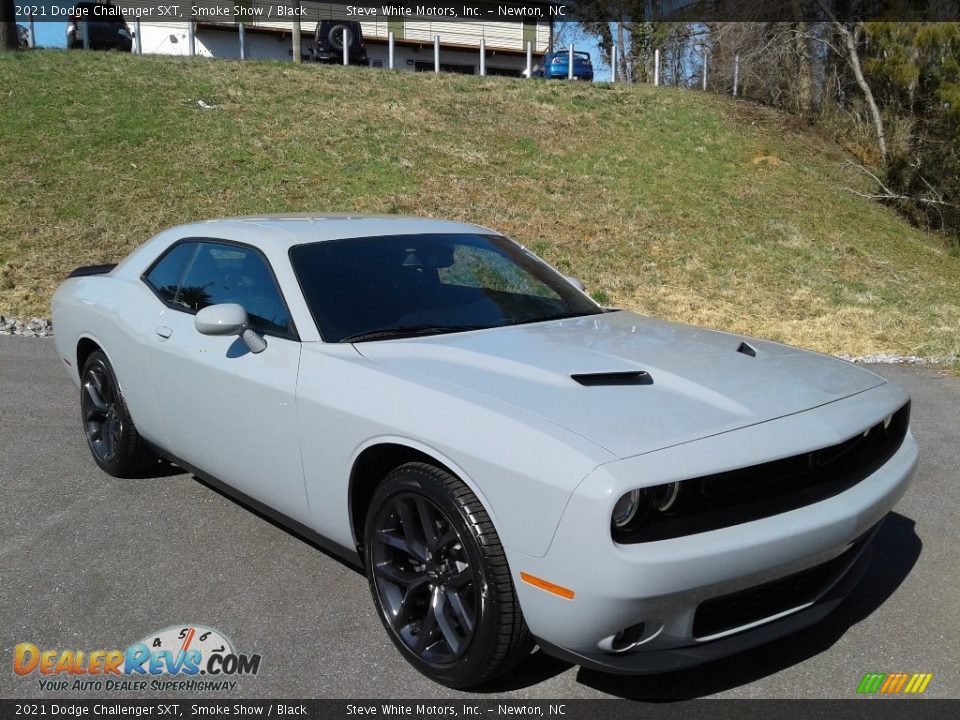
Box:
142;239;309;525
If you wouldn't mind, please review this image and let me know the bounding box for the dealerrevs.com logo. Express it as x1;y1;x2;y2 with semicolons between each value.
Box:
14;625;261;693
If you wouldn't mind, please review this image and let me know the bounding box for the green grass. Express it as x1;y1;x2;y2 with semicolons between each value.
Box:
1;50;958;360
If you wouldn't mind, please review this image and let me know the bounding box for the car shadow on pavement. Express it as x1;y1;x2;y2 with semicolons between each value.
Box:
573;512;921;700
472;650;576;693
186;471;365;573
131;456;192;479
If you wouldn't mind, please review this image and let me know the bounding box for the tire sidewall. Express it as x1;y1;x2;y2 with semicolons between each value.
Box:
80;350;132;477
364;465;505;688
328;25;352;51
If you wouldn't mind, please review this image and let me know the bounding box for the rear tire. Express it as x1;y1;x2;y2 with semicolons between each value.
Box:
364;462;533;688
80;350;154;478
328;24;353;51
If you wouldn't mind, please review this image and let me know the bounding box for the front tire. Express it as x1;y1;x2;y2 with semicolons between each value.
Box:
80;350;154;477
364;463;532;688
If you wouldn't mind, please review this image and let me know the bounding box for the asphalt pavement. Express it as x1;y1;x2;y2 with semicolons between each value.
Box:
1;336;957;700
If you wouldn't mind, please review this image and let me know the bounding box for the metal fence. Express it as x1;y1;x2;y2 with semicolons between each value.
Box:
39;16;742;96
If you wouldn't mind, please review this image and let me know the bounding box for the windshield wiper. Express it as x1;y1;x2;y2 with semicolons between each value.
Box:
341;324;490;343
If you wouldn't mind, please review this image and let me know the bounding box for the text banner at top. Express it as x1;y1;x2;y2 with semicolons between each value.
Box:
13;0;960;24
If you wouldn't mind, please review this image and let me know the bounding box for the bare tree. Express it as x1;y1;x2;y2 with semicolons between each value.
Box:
818;1;888;161
1;0;19;51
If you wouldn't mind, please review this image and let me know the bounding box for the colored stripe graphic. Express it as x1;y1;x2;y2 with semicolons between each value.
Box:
880;673;908;693
857;672;933;694
856;673;886;693
908;673;934;694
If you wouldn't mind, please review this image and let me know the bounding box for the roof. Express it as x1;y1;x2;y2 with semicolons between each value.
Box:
158;214;496;250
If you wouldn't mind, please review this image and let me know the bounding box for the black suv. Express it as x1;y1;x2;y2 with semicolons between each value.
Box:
309;21;367;65
66;2;132;52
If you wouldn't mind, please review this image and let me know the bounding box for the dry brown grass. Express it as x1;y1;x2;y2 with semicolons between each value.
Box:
1;50;957;362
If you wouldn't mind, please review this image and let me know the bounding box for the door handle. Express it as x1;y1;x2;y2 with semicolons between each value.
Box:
155;325;172;339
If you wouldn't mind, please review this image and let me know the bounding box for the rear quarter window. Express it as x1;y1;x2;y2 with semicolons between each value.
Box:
143;242;198;305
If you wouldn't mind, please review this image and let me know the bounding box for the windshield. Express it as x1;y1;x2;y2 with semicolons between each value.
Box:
289;233;602;342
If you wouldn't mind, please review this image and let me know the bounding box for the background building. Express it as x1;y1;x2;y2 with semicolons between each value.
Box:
135;2;555;76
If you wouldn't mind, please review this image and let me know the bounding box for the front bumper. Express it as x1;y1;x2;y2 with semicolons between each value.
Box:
512;381;917;673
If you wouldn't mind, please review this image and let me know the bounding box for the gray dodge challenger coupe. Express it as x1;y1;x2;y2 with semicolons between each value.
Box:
52;215;918;687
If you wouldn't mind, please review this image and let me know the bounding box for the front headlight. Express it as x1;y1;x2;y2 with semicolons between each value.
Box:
612;482;684;530
652;482;682;513
612;489;643;528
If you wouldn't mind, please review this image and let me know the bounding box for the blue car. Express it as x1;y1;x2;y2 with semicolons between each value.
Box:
539;50;594;81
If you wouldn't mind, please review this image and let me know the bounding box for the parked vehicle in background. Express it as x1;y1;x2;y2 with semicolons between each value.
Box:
66;2;133;52
310;21;367;65
539;50;594;81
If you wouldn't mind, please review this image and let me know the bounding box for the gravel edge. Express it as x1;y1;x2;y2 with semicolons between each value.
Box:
0;316;53;337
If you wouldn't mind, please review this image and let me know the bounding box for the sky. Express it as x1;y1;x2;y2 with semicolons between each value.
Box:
26;21;67;49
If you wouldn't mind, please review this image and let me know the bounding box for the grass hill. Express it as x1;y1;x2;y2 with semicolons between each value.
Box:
1;50;957;361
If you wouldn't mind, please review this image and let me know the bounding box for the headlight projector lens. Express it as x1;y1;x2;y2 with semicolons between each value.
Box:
652;482;682;513
612;489;642;528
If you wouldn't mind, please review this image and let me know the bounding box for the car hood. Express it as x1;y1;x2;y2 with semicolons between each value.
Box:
355;310;886;459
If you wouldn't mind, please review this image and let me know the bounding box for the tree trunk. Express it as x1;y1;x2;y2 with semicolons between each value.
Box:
819;2;888;162
835;21;887;161
792;23;814;117
616;22;629;82
1;0;20;51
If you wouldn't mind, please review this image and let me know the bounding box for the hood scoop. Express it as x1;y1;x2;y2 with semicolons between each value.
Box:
571;370;653;387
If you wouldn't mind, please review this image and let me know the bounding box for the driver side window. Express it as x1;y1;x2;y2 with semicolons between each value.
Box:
144;240;294;338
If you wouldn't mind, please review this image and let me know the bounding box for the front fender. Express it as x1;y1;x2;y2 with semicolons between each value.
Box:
296;343;614;557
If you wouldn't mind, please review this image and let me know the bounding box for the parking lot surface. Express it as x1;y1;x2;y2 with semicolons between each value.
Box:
1;336;957;699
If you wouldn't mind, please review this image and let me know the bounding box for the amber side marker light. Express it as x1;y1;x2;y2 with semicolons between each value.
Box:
520;572;575;600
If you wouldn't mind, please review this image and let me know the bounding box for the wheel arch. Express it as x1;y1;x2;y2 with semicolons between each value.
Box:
348;439;500;560
76;335;104;374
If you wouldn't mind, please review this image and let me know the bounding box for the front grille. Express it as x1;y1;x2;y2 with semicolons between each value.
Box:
614;401;910;543
692;529;873;639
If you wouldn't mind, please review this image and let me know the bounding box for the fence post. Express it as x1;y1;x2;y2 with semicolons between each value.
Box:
292;13;301;64
388;31;395;69
343;27;349;65
568;43;574;79
733;54;740;97
526;40;532;78
654;48;660;86
434;35;440;73
702;49;708;90
239;23;246;60
611;44;617;82
82;21;90;49
133;19;141;54
479;37;485;76
187;20;195;57
28;11;36;48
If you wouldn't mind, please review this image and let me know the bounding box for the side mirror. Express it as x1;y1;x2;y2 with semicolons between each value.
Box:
195;303;266;354
565;276;586;292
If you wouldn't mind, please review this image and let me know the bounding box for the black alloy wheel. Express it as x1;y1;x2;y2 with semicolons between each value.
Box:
364;463;532;687
80;350;153;477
